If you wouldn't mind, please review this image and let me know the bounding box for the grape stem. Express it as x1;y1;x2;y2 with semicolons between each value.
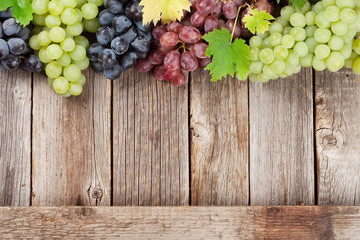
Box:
230;5;243;43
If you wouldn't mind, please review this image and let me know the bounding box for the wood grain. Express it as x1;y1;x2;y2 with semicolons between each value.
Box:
315;69;360;205
0;70;32;206
249;68;315;205
1;206;360;239
32;71;111;206
190;71;249;206
112;70;189;206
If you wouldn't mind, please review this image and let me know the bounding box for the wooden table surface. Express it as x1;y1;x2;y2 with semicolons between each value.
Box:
1;67;359;238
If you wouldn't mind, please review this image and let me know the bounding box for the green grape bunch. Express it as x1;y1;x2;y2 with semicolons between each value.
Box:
247;0;360;82
30;0;102;97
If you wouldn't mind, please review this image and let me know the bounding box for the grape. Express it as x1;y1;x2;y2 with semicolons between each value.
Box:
260;48;275;64
104;63;124;80
222;1;237;20
167;22;183;35
250;36;263;49
153;65;166;80
67;22;84;36
325;6;340;22
331;21;348;36
274;46;288;60
24;55;43;72
315;12;331;28
74;36;90;49
336;0;354;9
271;60;285;74
77;74;86;86
69;83;83;96
300;53;314;67
98;48;117;68
294;42;309;57
190;11;207;28
312;56;327;71
290;27;306;41
46;44;63;59
121;28;138;43
338;43;352;59
164;50;181;71
204;16;218;33
45;15;61;28
81;3;99;20
39;47;52;63
269;22;283;34
322;0;336;8
281;6;295;21
70;45;86;61
46;61;62;78
49;27;66;43
269;33;282;47
305;26;317;37
314;28;331;43
171;71;186;86
53;77;69;94
196;0;215;15
251;48;260;61
315;44;331;59
32;0;49;15
180;52;198;71
328;35;343;50
61;0;77;8
87;43;104;61
353;57;360;74
226;20;241;39
3;18;21;36
249;61;263;74
96;27;115;46
340;8;356;23
99;10;115;27
1;54;20;70
179;26;201;43
58;53;72;67
326;52;344;71
136;58;154;72
305;37;319;53
112;15;132;34
212;1;223;17
125;0;143;21
190;42;207;58
83;18;101;33
160;32;179;47
290;13;306;27
148;49;165;65
111;37;129;55
281;35;295;48
130;37;150;53
305;11;316;25
64;64;82;82
8;38;26;55
61;8;78;25
61;38;76;52
105;0;124;14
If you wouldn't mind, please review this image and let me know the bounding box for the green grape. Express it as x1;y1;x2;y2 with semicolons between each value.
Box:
64;64;81;82
46;44;63;60
249;61;264;74
48;0;64;16
290;13;306;27
75;8;83;22
356;0;360;8
250;48;260;61
290;27;306;41
53;77;69;94
342;28;356;41
69;83;83;96
37;31;51;47
259;48;275;64
74;36;89;49
340;8;356;23
248;74;259;82
314;28;331;43
258;73;271;82
61;38;76;52
348;14;360;31
315;44;331;59
283;26;292;35
67;22;83;36
29;35;42;51
61;0;77;8
39;47;52;63
296;1;311;14
313;1;325;13
47;77;54;86
77;0;87;8
280;6;295;21
325;6;340;22
250;36;263;48
257;31;270;39
285;51;300;67
262;64;274;77
338;43;352;58
46;61;63;78
70;45;86;61
62;92;72;97
269;22;283;34
33;14;48;26
322;0;336;8
262;37;272;48
81;3;98;20
61;8;78;25
49;27;66;43
42;26;51;32
282;64;295;77
352;57;360;74
270;60;286;74
83;18;101;33
305;11;316;25
294;42;309;57
293;64;302;74
305;26;317;37
32;0;49;15
275;17;289;27
300;53;314;67
336;0;354;9
344;52;358;68
315;12;331;28
353;39;360;55
312;56;327;71
57;52;72;67
77;74;86;86
274;45;288;60
32;26;43;35
269;33;282;47
88;0;104;7
45;15;61;28
281;35;295;49
73;57;90;70
328;35;343;50
326;52;344;72
331;21;348;36
305;37;319;53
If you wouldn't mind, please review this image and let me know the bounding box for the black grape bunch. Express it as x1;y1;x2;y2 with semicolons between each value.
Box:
0;8;43;72
87;0;153;80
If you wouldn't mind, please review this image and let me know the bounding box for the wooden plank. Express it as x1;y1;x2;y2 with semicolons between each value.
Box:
112;70;189;206
31;71;111;206
190;71;249;206
0;70;32;206
1;206;360;239
315;69;360;205
249;69;315;205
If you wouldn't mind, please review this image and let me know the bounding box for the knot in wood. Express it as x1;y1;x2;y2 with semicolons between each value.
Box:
317;128;344;151
91;187;104;199
322;135;337;148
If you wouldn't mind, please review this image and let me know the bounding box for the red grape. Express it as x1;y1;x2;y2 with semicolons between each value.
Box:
218;19;226;29
164;50;181;71
167;22;183;34
148;49;165;65
190;11;207;28
181;52;198;71
179;26;201;43
253;0;273;14
164;69;181;81
196;0;216;15
136;59;154;72
198;57;211;70
223;1;238;20
204;16;218;33
190;42;207;59
171;70;186;86
152;25;168;40
212;1;223;17
158;44;177;54
153;64;166;80
160;32;179;47
226;19;241;39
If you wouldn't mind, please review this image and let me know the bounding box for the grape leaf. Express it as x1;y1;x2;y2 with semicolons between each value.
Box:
243;9;274;34
0;0;33;26
140;0;191;25
203;28;251;82
289;0;307;10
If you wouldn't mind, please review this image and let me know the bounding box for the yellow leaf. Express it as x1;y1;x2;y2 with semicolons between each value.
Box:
243;9;274;34
140;0;191;25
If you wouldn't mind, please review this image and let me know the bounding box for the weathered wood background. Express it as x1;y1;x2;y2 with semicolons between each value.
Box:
1;68;360;207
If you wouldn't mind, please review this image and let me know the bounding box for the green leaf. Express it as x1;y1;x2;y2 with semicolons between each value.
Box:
203;28;251;82
243;9;274;35
0;0;33;26
289;0;307;10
